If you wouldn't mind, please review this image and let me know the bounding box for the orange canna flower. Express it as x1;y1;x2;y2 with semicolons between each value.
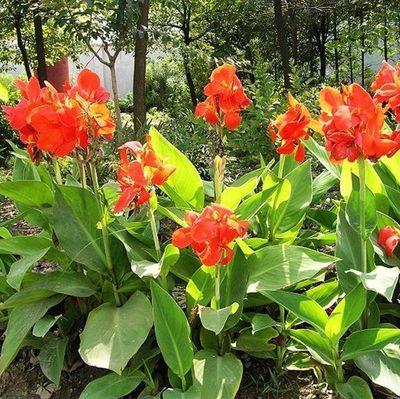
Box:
114;135;175;213
195;64;252;131
172;204;249;267
320;83;399;163
378;226;400;257
2;69;115;161
371;61;400;121
269;93;320;162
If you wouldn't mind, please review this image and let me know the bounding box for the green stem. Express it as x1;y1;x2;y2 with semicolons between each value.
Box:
52;158;62;185
89;162;121;306
76;156;87;189
215;265;223;355
277;302;286;370
270;155;286;242
358;157;368;328
148;206;161;260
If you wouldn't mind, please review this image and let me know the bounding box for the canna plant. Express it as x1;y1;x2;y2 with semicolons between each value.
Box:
0;59;399;399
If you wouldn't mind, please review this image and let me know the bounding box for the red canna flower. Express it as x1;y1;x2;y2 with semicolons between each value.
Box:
269;93;321;162
320;83;400;163
195;64;252;131
2;69;115;161
172;204;249;267
114;135;175;213
378;226;400;257
371;61;400;121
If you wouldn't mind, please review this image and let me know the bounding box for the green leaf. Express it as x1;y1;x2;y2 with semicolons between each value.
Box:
151;281;193;379
0;236;52;256
221;177;258;210
345;174;377;238
346;266;399;302
289;329;334;365
341;328;400;361
0;82;9;102
304;137;341;179
7;248;50;290
251;313;277;334
186;266;215;313
54;186;107;274
163;387;199;399
79;372;143;399
312;171;338;204
149;127;204;209
33;314;62;338
325;284;366;344
0;181;54;207
38;337;68;386
336;376;373;399
198;303;239;335
4;271;97;308
79;291;153;374
234;328;278;353
262;291;328;335
193;349;242;399
336;203;375;293
355;345;400;396
0;295;64;374
247;245;335;292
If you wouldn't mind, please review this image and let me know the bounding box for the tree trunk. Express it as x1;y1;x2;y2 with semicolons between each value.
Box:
33;11;47;86
287;0;298;62
314;16;327;78
273;0;291;89
110;63;123;137
15;17;31;79
333;12;340;85
347;2;354;83
133;0;150;138
182;51;197;107
383;11;388;61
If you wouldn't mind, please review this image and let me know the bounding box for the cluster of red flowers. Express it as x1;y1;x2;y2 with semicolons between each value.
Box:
172;204;249;267
371;61;400;121
268;93;320;162
2;69;115;161
378;226;400;257
195;64;252;131
114;135;175;213
320;83;400;163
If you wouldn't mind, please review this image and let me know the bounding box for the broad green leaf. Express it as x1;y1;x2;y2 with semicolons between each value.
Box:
251;313;277;334
193;349;242;399
347;266;399;302
54;186;107;274
149;127;204;209
345;174;377;238
289;329;334;365
79;372;143;399
262;291;328;335
0;181;54;207
304;137;341;179
7;248;50;290
247;245;335;292
4;272;97;308
79;291;153;374
341;328;400;361
198;303;239;335
151;281;193;379
312;171;338;204
234;328;278;353
0;295;64;374
305;281;340;308
0;82;9;102
336;204;375;293
325;284;366;344
131;244;180;279
219;248;248;330
163;387;199;399
341;160;388;213
33;314;62;338
336;376;373;399
38;337;68;386
0;236;52;256
355;345;400;396
186;266;215;313
307;208;337;230
221;177;258;209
